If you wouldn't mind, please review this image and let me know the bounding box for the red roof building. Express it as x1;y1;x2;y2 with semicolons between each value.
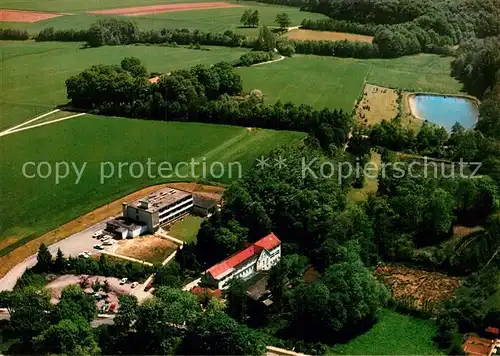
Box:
204;233;281;289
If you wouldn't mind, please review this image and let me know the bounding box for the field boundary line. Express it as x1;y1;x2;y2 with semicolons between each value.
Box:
0;109;60;136
1;112;86;137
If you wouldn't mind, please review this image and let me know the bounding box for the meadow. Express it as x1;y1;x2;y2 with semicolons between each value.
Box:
0;116;305;256
236;53;461;111
330;309;442;355
0;41;249;129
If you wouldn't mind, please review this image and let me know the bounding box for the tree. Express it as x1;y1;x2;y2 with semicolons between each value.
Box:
274;12;292;31
134;289;201;354
54;248;65;273
33;317;100;355
255;25;276;52
8;287;52;341
114;295;138;330
53;285;97;323
179;309;266;355
120;56;148;77
224;278;249;323
288;258;389;343
249;10;260;27
35;243;52;272
154;262;182;287
240;9;259;27
240;9;252;27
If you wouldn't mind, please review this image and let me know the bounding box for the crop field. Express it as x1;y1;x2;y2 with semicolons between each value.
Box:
0;1;327;34
330;309;442;355
236;53;460;111
0;41;249;129
287;29;373;43
0;116;305;256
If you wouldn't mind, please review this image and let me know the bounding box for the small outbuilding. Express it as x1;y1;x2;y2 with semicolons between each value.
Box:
105;218;147;239
192;195;219;217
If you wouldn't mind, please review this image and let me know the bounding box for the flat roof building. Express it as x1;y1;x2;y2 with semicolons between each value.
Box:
122;187;193;233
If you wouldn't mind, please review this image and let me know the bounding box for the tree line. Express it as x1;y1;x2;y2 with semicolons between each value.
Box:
0;16;459;59
246;0;500;57
0;281;272;355
65;58;352;150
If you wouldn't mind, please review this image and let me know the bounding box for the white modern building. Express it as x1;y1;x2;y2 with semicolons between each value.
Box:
122;188;193;233
203;233;281;290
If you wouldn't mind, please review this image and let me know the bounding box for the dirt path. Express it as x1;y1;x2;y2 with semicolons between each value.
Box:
0;113;86;137
0;109;60;136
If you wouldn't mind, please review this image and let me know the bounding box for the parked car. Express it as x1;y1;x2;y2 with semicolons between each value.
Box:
94;244;104;250
131;282;139;289
102;240;114;246
144;282;153;292
78;252;90;259
101;235;112;241
120;278;128;285
92;231;102;238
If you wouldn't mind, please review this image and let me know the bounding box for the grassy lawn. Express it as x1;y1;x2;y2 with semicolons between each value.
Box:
365;54;462;94
236;53;461;111
330;309;443;355
0;116;305;255
0;41;249;129
168;215;204;243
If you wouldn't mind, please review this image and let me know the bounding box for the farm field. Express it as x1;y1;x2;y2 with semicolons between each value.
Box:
330;309;442;355
0;116;305;257
287;29;373;43
0;41;249;129
168;215;204;243
236;53;461;111
0;1;327;35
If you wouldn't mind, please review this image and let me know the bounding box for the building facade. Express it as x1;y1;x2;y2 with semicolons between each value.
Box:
203;233;281;290
122;188;193;233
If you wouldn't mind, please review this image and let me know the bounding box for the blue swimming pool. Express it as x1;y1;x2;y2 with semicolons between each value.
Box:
409;94;479;131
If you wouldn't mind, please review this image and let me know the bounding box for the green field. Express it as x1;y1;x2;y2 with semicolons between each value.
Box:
0;41;249;129
0;116;304;255
236;53;461;111
168;215;205;243
330;309;442;355
0;1;327;35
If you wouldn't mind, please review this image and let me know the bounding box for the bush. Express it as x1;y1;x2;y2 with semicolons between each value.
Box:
277;40;295;57
233;51;275;66
0;28;29;40
36;27;89;42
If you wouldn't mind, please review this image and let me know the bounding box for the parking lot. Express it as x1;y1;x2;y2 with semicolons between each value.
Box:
0;218;116;291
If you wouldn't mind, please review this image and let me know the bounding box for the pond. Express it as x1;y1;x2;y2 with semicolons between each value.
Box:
408;94;479;131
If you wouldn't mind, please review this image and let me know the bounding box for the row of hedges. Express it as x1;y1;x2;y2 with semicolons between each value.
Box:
233;51;276;66
0;28;29;40
301;18;380;36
